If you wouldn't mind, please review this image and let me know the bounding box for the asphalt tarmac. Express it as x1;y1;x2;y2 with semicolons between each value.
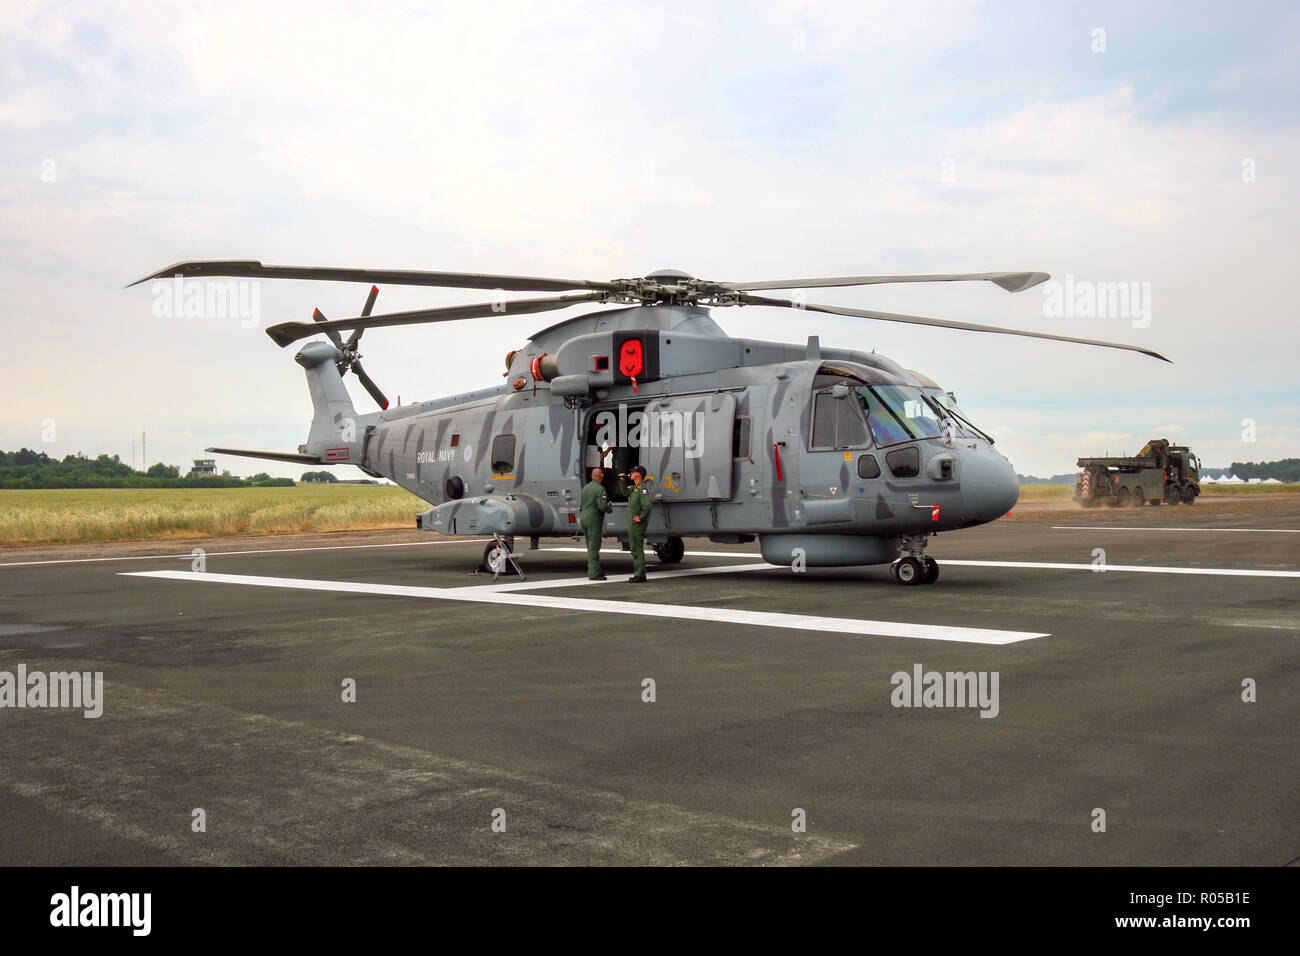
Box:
1;504;1296;866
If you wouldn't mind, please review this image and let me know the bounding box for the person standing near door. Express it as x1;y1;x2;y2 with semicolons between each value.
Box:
580;467;613;580
620;465;653;583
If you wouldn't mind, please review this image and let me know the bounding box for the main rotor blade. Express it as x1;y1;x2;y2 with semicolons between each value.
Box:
738;293;1170;362
311;308;345;349
265;292;607;348
350;359;389;410
127;260;616;293
721;271;1050;294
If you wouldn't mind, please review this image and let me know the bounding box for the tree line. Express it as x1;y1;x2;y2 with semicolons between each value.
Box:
0;449;293;489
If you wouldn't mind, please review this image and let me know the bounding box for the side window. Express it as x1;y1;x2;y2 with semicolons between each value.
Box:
835;399;869;447
811;395;837;448
886;446;920;478
857;455;881;479
450;433;460;447
812;393;869;449
733;417;751;459
490;434;515;473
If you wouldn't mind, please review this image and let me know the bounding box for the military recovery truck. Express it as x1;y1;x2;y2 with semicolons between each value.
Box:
1074;438;1201;507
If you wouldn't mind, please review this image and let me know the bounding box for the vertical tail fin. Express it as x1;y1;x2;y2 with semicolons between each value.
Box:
295;342;370;465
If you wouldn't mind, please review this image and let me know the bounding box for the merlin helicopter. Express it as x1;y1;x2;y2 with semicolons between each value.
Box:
129;261;1167;584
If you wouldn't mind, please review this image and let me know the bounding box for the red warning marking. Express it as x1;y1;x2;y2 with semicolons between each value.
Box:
619;339;644;377
325;447;350;462
931;505;941;521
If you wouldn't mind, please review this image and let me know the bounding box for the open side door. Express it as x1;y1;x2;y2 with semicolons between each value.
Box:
643;392;735;501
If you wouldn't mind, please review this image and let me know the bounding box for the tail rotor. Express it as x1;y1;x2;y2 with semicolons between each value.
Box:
310;285;390;409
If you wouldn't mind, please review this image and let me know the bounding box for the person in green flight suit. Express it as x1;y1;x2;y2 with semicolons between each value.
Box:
618;464;654;583
580;467;613;580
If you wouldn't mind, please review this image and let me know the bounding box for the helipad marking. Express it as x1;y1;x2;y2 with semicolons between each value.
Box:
467;562;776;592
121;570;1049;645
0;537;492;569
547;547;1300;578
1052;526;1300;534
941;559;1300;578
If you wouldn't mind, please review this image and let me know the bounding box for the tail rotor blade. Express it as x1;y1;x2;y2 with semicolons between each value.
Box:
311;308;345;349
351;359;389;409
346;285;379;349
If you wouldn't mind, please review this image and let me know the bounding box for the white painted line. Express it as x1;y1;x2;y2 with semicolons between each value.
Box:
120;570;1049;645
544;547;764;559
1052;526;1300;534
464;562;778;593
0;537;493;569
941;559;1300;578
546;547;1299;578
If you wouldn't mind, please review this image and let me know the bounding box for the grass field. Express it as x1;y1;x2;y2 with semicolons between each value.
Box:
2;481;1296;547
0;485;427;546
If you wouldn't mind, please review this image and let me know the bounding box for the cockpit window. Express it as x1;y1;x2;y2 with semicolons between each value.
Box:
811;392;870;448
854;385;945;445
923;389;991;442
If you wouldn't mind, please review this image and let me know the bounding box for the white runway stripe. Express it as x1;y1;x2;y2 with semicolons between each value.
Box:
1052;525;1300;534
941;559;1300;578
465;562;777;592
0;537;492;569
547;547;1300;578
121;570;1049;645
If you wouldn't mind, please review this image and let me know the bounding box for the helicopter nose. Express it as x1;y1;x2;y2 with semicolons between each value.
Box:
960;450;1019;521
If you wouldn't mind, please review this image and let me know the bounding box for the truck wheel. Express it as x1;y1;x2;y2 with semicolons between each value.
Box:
1131;488;1144;507
1166;487;1180;505
1182;485;1197;504
1116;486;1131;507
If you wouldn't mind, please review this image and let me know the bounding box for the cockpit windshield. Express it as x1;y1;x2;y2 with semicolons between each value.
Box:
851;385;939;444
849;384;991;446
922;389;991;442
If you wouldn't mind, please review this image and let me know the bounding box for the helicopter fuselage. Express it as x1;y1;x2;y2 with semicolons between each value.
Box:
328;304;1019;567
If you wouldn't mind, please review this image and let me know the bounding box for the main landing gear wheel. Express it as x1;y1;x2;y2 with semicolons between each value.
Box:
482;536;516;575
922;556;940;583
653;535;685;564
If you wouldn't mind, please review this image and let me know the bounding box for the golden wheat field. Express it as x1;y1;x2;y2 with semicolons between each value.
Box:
0;484;427;546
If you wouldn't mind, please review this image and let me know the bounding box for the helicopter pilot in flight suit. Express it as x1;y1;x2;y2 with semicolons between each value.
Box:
617;465;654;583
580;467;613;580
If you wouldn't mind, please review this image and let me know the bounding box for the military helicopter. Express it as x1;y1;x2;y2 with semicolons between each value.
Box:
130;261;1167;585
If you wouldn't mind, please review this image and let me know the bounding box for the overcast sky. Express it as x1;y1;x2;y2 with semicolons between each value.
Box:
3;0;1297;478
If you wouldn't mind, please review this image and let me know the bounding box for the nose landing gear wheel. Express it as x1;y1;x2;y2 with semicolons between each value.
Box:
894;555;925;585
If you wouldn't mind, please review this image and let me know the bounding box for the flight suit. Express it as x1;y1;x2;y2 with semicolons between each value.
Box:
579;478;612;579
621;478;654;580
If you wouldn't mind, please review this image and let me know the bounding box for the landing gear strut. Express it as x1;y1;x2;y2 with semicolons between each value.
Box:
890;534;939;585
